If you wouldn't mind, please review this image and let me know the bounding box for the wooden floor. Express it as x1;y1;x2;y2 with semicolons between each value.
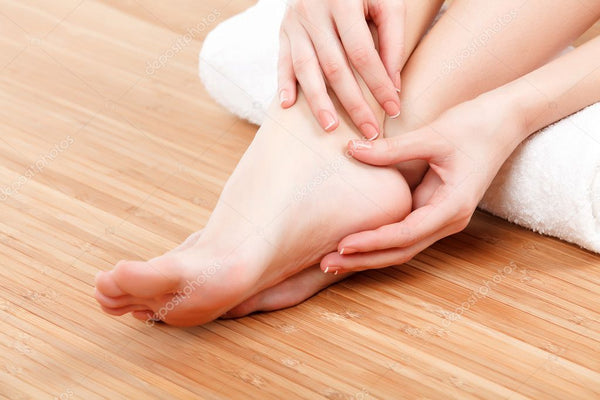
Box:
1;1;599;399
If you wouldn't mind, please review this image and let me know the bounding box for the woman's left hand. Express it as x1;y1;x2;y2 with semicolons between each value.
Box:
320;94;528;273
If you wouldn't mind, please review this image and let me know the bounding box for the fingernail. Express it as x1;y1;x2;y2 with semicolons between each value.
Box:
384;101;401;119
279;90;288;106
360;123;379;141
339;247;357;255
350;140;372;151
319;110;337;132
323;266;340;275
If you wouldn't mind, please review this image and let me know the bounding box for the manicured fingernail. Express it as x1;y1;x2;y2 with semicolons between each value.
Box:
279;90;288;106
350;140;372;151
360;123;379;141
384;101;401;119
339;247;357;255
319;110;337;132
323;266;339;275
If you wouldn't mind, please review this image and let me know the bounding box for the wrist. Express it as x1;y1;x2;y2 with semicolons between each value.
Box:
479;80;533;144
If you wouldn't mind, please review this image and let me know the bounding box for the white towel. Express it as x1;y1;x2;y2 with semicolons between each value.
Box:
199;0;600;253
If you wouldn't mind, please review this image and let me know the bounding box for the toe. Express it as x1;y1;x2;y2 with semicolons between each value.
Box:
112;257;182;298
95;270;127;297
132;310;158;322
94;288;146;310
100;303;152;316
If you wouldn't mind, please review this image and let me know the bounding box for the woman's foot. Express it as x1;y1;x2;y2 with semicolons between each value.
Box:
94;94;411;326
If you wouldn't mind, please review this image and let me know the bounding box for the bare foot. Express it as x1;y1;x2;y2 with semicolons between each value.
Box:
94;93;411;326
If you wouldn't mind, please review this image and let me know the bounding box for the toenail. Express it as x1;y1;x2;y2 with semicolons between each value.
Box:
323;266;329;274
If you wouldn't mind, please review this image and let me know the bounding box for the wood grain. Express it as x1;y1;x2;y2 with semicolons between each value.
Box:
0;1;598;399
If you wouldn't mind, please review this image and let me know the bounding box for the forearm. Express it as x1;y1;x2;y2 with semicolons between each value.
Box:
491;35;600;143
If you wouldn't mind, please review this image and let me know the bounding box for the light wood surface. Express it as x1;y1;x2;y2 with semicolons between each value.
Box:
0;1;599;399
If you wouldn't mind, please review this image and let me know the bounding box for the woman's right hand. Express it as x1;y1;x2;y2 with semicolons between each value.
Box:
278;0;406;140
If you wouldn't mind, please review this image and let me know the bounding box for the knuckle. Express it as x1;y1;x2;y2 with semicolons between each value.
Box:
346;103;366;118
293;0;311;17
368;81;390;99
321;61;342;80
292;55;313;73
349;46;374;67
396;251;414;265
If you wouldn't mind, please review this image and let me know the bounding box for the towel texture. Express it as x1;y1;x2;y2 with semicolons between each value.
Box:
199;0;600;253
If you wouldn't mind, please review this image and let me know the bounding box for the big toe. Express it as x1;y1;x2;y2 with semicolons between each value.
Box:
95;269;126;297
112;257;183;298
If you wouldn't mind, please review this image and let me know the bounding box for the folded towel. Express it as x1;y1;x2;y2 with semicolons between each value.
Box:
199;0;600;253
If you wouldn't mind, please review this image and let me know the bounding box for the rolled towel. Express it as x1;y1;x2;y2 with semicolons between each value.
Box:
199;0;600;253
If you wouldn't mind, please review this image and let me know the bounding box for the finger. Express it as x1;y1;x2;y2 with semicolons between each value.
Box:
333;4;400;118
347;127;449;166
278;30;297;108
310;26;381;140
288;21;339;132
369;0;406;89
321;223;460;273
221;265;350;319
338;184;469;253
412;168;443;209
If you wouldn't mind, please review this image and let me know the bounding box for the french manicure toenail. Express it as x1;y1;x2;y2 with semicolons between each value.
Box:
334;270;338;275
351;140;372;151
324;266;329;273
339;248;345;255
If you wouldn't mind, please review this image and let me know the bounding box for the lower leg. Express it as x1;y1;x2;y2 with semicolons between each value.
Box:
389;0;600;188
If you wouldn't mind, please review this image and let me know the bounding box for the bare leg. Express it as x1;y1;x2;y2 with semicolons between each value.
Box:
392;0;600;188
225;0;600;318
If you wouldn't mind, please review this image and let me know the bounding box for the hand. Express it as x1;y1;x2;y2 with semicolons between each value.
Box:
319;95;527;272
278;0;406;140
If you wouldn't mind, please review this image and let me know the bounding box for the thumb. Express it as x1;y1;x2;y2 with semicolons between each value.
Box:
348;126;446;166
369;0;406;89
